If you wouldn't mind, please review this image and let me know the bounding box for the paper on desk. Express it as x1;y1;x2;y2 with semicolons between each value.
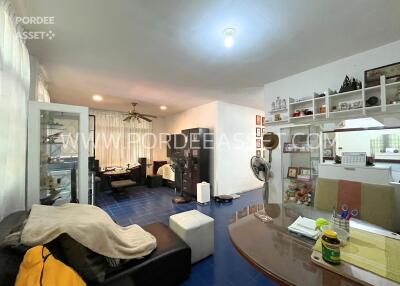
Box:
288;216;319;240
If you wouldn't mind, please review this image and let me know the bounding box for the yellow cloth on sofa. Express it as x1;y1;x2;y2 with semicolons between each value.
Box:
15;246;86;286
313;228;400;283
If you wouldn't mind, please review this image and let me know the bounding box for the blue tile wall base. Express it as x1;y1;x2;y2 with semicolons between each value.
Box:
96;186;276;286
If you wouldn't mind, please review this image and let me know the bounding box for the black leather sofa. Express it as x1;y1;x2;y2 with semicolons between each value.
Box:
0;211;191;286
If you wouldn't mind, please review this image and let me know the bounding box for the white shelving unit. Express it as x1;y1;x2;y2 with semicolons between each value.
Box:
265;75;400;126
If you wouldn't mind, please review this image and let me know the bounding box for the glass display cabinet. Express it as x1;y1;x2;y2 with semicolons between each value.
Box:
280;124;321;207
27;101;89;208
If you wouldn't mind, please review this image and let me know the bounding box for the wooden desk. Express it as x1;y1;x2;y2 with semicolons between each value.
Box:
228;203;390;286
103;169;130;177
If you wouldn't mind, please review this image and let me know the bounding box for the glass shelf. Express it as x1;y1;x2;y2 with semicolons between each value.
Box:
39;110;80;206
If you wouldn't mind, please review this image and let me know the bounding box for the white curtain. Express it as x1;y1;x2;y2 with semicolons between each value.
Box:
0;0;30;220
36;75;50;102
90;109;153;168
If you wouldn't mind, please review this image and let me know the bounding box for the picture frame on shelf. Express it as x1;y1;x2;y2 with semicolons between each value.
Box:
256;139;262;148
339;102;349;111
274;113;282;122
256;127;261;137
256;115;262;125
256;150;261;157
293;134;308;145
297;167;311;181
262;117;265;125
365;62;400;88
287;167;298;179
283;142;309;153
283;143;293;153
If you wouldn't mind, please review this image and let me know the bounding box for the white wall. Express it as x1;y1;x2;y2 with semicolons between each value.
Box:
264;40;400;203
214;101;265;195
153;99;265;196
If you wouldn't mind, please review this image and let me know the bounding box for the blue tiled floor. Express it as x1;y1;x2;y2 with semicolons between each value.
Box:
96;187;276;286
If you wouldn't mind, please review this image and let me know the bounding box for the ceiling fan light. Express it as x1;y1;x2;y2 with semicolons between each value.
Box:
160;105;167;110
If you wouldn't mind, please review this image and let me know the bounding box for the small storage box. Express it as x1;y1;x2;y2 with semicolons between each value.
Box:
147;175;163;188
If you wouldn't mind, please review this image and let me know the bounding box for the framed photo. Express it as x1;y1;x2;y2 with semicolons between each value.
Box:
283;143;294;153
298;167;311;181
256;127;261;137
256;115;262;125
262;117;265;125
262;128;266;135
256;150;261;157
256;139;262;148
365;62;400;88
287;167;298;179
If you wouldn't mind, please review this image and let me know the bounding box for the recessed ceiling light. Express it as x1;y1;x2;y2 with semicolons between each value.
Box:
223;28;235;48
160;106;167;110
92;94;103;101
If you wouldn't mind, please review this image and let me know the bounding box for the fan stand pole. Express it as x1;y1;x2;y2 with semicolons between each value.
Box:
263;181;269;204
268;148;272;163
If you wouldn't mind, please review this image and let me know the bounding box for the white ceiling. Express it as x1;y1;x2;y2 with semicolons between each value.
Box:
15;0;400;116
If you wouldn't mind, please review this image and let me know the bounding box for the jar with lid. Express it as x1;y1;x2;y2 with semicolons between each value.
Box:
321;229;341;265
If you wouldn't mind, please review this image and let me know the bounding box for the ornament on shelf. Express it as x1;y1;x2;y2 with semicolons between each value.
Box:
270;96;287;112
339;75;362;93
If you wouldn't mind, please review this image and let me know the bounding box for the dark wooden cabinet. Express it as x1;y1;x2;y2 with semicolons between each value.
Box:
180;128;211;198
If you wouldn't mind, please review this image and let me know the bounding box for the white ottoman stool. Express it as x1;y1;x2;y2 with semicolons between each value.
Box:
169;210;214;264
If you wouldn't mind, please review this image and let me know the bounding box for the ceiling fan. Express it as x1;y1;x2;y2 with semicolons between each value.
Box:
123;103;157;122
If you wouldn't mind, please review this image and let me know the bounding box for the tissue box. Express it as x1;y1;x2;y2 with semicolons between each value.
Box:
197;182;210;204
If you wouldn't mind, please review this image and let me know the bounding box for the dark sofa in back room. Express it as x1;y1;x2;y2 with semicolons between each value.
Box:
0;211;191;286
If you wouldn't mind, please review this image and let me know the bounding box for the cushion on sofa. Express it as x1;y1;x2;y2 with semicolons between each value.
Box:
0;247;24;286
56;233;107;283
0;211;30;286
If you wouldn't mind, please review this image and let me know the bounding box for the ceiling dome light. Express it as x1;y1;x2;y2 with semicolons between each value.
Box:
223;28;235;48
92;94;103;101
160;105;167;110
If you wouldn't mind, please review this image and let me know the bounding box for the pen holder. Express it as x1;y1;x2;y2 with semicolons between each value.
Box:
332;216;350;233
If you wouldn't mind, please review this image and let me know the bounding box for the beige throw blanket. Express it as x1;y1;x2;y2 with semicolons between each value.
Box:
21;204;157;259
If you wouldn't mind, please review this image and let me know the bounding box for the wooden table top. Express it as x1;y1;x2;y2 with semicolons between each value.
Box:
103;170;129;176
228;203;362;286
